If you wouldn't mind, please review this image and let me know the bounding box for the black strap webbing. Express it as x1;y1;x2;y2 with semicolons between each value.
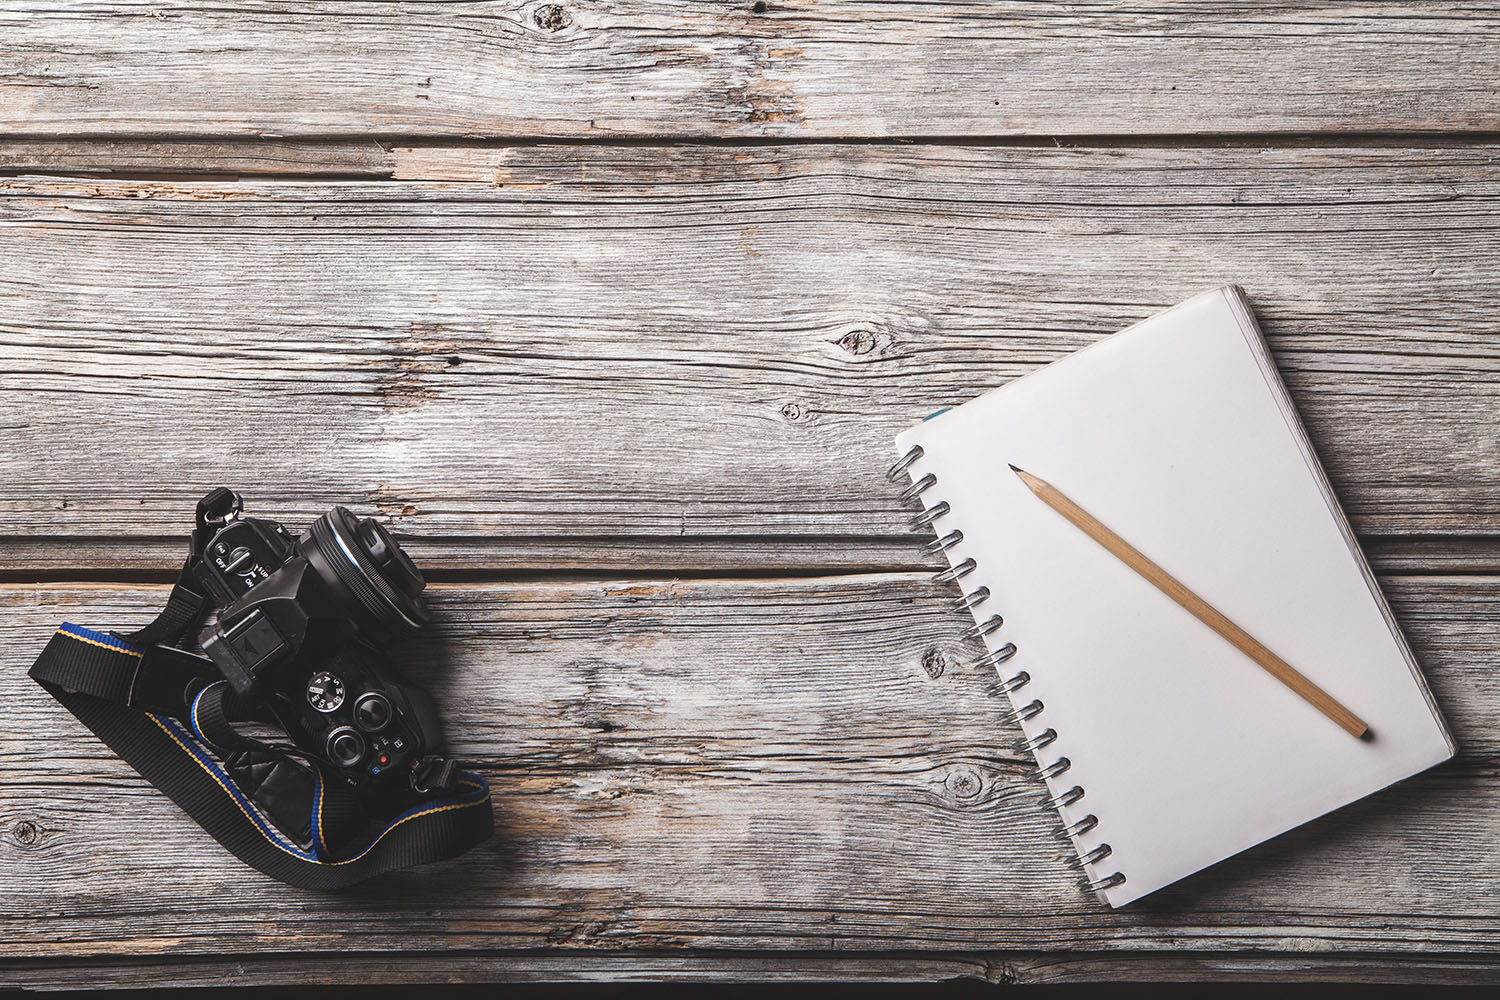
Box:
120;560;208;646
189;680;286;754
31;624;492;889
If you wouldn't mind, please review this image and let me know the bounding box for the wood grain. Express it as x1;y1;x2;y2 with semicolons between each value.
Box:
1;575;1495;967
3;3;1500;139
4;16;1499;979
7;950;1500;990
5;534;1499;579
0;139;394;178
2;144;1498;569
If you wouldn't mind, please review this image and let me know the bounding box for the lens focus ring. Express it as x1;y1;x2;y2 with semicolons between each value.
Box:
307;507;428;636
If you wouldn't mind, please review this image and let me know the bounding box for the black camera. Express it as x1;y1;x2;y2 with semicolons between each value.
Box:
191;488;455;801
29;487;491;884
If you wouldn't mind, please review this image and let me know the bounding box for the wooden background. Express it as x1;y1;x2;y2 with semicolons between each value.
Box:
2;1;1498;989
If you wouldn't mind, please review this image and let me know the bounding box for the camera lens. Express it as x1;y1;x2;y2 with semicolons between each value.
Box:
353;692;393;732
303;507;428;637
326;726;366;767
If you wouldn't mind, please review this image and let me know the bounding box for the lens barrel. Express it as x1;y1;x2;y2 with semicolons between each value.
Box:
303;507;428;637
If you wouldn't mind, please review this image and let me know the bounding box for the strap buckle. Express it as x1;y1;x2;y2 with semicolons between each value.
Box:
410;756;460;796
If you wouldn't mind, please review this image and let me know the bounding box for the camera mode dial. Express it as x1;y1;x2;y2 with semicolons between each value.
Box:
306;671;345;712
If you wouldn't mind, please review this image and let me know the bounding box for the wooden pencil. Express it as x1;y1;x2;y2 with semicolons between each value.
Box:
1009;465;1369;739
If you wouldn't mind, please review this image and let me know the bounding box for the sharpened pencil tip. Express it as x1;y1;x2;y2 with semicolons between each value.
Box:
1007;463;1020;473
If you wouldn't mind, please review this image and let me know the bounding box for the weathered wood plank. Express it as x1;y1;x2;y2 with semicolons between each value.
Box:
5;536;1497;579
1;574;1495;958
7;949;1500;990
4;3;1500;138
0;535;933;577
0;139;393;178
1;145;1497;560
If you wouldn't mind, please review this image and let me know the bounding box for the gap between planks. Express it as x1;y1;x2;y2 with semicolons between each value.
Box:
1;536;1498;582
8;133;1500;181
4;948;1500;989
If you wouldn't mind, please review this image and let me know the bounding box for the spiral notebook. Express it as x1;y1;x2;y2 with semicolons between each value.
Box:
890;286;1454;906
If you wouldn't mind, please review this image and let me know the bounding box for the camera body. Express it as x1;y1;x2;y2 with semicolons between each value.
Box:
192;489;450;800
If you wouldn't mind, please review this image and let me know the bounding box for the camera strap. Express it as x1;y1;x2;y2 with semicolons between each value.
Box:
29;564;493;889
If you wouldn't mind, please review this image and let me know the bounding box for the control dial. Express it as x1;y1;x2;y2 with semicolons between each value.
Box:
354;692;393;732
306;671;346;712
326;726;366;767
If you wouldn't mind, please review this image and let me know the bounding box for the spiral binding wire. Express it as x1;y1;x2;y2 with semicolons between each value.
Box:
889;444;1126;897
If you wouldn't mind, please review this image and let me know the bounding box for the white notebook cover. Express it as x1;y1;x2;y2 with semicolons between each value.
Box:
896;286;1454;906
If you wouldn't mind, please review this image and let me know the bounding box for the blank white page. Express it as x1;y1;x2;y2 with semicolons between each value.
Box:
896;286;1453;906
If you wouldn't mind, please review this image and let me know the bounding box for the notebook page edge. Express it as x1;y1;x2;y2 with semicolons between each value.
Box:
1217;285;1457;757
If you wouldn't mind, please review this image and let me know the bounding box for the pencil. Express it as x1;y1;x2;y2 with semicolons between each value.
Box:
1009;464;1369;739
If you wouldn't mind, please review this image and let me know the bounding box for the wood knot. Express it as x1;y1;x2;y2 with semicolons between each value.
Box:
12;820;40;847
838;328;877;356
833;314;924;361
534;4;571;31
987;961;1021;986
944;767;983;800
752;1;769;12
920;647;946;679
779;401;812;423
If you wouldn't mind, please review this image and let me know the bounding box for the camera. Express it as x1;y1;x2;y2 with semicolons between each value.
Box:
29;487;492;883
191;488;456;801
